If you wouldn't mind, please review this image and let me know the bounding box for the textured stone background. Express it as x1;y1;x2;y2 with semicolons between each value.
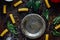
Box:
0;0;60;40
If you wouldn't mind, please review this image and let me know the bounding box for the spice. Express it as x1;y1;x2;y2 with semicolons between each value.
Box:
53;16;60;25
27;0;41;11
51;0;60;3
52;29;60;36
34;1;41;11
7;22;18;35
42;9;49;20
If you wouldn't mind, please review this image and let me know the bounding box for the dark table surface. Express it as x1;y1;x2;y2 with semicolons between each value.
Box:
0;0;60;40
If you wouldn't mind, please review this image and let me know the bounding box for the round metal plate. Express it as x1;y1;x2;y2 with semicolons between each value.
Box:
21;14;46;39
5;0;13;2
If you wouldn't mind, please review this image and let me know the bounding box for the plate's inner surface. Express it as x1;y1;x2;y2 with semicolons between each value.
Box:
23;15;43;34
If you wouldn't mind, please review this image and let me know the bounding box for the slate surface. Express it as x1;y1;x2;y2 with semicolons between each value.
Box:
0;0;60;40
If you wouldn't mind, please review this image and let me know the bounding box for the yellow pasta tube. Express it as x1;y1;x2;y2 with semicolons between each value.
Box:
55;24;60;30
0;29;8;37
14;0;23;7
9;14;16;24
3;5;7;14
45;34;49;40
45;0;51;8
18;8;28;12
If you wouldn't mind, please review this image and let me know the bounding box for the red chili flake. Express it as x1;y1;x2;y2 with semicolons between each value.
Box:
51;0;60;3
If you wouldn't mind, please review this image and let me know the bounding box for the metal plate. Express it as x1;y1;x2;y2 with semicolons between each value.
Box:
21;14;46;39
